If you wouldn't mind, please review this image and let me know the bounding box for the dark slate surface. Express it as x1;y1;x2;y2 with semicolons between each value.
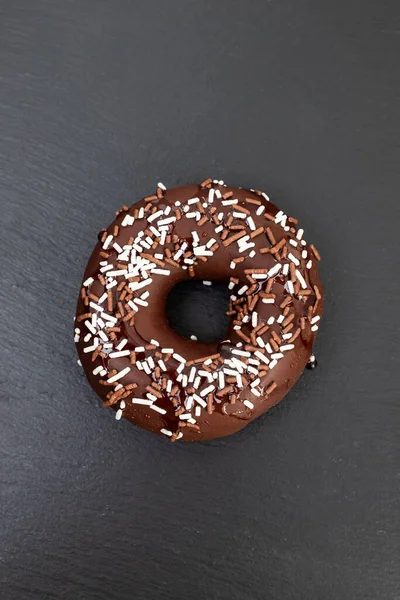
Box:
0;1;399;599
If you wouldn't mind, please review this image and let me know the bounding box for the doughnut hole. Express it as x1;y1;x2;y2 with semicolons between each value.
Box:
166;279;231;343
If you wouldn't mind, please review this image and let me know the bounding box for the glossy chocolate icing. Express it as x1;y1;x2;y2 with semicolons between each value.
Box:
75;181;323;441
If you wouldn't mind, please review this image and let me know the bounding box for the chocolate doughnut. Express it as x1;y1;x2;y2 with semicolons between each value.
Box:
75;179;323;441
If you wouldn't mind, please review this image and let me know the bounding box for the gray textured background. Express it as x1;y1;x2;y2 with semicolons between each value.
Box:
1;1;399;599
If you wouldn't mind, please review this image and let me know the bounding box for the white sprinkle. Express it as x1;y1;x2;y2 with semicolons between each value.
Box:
173;353;186;364
296;270;308;289
230;261;236;269
109;350;131;358
250;378;260;388
185;397;194;410
190;335;198;341
203;280;212;286
176;363;185;375
193;376;201;389
120;400;126;409
161;348;174;353
107;269;127;277
277;315;285;324
157;182;166;190
255;351;270;365
296;228;304;240
195;405;201;417
252;310;258;327
302;250;308;259
262;298;275;304
243;400;254;409
74;334;80;342
289;239;298;247
280;345;294;352
160;428;172;437
100;264;114;273
238;285;248;295
194;394;207;408
215;225;224;233
93;366;103;375
138;207;145;219
247;366;258;376
311;325;319;332
248;358;260;367
249;250;256;258
127;300;138;312
158;359;167;371
83;341;98;353
106;280;118;290
157;216;176;227
232;349;251;357
166;380;173;393
83;277;94;287
115;409;123;420
267;316;275;325
129;278;153;291
147;356;155;369
103;235;113;249
85;320;96;335
218;212;224;221
152;268;171;276
282;263;289;276
268;264;282;278
83;333;91;342
188;367;196;383
286;281;295;295
256;205;265;216
150;404;167;415
247;216;256;231
146;392;157;402
306;260;313;269
215;189;222;199
208;188;215;203
288;253;300;266
218;371;225;390
269;359;278;369
222;199;238;206
282;333;293;340
311;315;320;325
147;210;163;223
274;210;284;223
233;212;247;219
132;398;153;405
256;336;265;348
142;362;151;375
107;367;131;383
113;243;123;254
160;230;167;245
98;292;108;305
179;413;192;420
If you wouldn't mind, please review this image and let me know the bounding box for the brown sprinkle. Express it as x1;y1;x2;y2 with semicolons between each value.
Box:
313;285;322;300
207;393;214;415
77;312;92;322
216;385;234;398
223;230;247;247
310;245;321;261
244;197;261;206
197;215;208;227
265;382;278;395
250;227;264;239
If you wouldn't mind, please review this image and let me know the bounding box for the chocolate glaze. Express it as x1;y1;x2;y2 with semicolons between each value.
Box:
75;181;324;441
